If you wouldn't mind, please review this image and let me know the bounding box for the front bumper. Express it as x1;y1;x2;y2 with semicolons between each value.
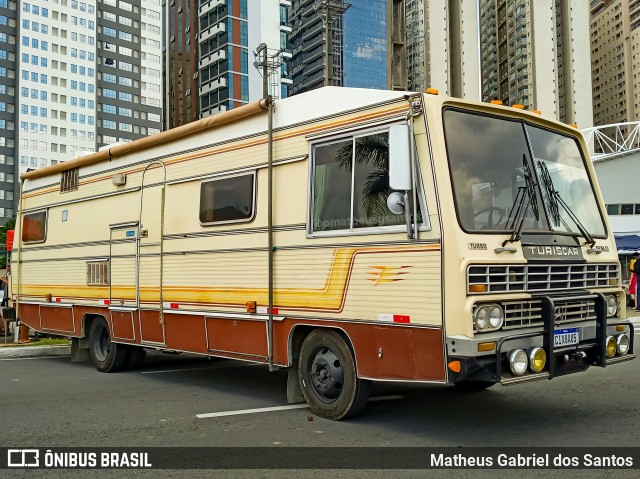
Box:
448;293;635;386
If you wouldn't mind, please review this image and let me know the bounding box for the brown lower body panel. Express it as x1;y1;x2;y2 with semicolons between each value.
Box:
18;304;445;382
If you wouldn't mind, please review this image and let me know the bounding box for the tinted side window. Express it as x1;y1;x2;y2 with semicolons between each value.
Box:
312;139;352;231
311;131;407;233
200;174;255;224
22;210;47;242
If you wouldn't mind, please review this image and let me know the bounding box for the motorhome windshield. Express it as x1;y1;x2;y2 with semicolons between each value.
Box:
443;109;606;238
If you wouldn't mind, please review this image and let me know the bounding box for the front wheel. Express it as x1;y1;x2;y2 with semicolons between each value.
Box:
89;318;130;372
298;329;370;420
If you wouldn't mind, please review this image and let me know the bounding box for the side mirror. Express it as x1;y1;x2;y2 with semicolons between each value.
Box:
388;124;412;191
386;192;405;215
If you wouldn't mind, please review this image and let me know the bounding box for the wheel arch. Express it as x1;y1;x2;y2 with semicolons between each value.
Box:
81;313;109;339
287;323;360;374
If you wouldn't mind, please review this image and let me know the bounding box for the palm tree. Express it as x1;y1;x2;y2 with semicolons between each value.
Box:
335;133;394;220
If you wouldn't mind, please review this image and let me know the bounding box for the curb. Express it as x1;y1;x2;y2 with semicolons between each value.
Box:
0;345;71;359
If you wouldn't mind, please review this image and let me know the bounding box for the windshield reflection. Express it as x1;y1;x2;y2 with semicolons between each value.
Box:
526;125;606;237
444;109;606;237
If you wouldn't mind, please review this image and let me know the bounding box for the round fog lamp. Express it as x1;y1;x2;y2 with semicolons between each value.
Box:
528;347;547;373
488;306;504;329
606;296;618;317
616;334;630;356
508;349;528;376
605;336;617;358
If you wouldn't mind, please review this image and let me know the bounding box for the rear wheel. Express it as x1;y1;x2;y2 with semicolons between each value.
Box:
89;318;130;372
298;329;370;420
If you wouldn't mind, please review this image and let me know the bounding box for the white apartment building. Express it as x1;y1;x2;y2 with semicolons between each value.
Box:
480;0;594;127
388;0;481;100
18;0;97;175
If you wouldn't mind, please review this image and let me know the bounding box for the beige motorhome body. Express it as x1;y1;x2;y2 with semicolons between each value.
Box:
10;87;634;419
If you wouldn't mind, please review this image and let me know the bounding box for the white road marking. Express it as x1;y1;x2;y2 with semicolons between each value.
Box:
197;404;309;418
196;395;404;419
0;356;69;361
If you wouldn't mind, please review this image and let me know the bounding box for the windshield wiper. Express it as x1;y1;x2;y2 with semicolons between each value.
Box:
501;154;540;248
536;160;596;248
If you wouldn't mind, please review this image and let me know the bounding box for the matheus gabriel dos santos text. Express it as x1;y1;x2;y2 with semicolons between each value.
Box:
431;453;633;468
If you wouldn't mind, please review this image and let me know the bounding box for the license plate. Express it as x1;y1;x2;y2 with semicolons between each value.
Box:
554;328;579;347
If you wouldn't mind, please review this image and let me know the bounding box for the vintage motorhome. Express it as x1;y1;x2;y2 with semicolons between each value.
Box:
8;87;634;420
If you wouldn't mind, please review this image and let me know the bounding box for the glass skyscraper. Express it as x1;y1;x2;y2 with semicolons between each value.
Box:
342;0;386;89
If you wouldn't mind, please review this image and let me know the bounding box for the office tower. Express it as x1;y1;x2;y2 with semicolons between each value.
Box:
0;0;164;224
387;0;481;98
289;0;387;95
165;0;199;128
18;0;164;169
479;0;593;127
394;0;480;99
342;0;387;89
96;0;164;147
0;0;17;223
590;0;640;125
165;0;291;127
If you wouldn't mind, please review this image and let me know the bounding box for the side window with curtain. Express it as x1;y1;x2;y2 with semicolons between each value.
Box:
310;129;410;234
22;210;48;243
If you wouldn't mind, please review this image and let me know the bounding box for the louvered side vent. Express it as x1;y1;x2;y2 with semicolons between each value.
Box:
87;261;109;286
60;168;79;192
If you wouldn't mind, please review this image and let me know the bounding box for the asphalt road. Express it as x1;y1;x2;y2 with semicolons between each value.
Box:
2;339;640;479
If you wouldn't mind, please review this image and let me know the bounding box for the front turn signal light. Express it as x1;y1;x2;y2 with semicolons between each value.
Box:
469;284;488;293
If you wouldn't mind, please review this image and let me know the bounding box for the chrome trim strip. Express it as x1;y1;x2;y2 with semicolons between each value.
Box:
166;156;307;186
605;354;636;365
139;340;166;346
21;301;74;307
501;372;550;386
22;187;142;214
162;309;285;321
360;377;447;384
305;114;407;140
110;221;140;229
205;348;268;360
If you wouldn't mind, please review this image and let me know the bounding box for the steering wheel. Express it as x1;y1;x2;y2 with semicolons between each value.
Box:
473;207;505;229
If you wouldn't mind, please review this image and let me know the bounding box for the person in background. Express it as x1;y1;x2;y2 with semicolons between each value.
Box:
0;263;10;336
630;253;639;312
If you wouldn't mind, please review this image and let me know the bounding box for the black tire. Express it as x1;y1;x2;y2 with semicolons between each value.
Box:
125;346;146;370
453;380;496;392
298;329;370;420
88;318;130;372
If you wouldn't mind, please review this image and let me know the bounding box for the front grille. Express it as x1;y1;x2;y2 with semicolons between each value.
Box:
468;263;619;294
500;298;597;330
